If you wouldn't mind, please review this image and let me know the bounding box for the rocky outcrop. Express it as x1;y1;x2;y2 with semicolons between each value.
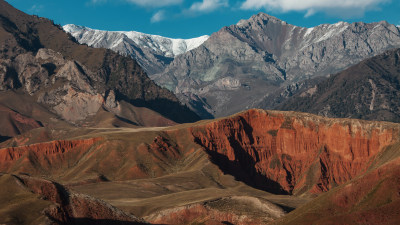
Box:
278;48;400;123
190;109;399;194
14;174;146;224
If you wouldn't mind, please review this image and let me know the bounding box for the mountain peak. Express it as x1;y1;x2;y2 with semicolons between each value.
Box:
253;12;281;21
252;12;286;24
236;12;288;27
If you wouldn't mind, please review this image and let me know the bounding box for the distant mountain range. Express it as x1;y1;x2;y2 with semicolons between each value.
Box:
63;24;209;75
66;13;400;121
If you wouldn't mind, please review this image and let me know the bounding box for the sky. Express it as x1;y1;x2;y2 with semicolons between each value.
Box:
6;0;400;39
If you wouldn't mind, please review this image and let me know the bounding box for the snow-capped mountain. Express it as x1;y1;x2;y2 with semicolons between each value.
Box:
63;24;209;74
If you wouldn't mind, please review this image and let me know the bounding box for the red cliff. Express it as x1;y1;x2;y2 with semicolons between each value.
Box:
190;109;399;194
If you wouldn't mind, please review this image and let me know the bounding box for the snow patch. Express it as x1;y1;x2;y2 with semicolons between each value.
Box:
334;21;346;27
304;27;314;36
316;22;348;43
237;19;248;26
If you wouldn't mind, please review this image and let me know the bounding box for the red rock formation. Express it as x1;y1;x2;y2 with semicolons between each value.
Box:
0;131;191;181
190;109;399;194
1;109;399;224
0;138;101;174
1;109;398;196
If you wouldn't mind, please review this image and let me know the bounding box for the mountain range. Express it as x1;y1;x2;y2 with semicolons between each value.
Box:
66;13;400;120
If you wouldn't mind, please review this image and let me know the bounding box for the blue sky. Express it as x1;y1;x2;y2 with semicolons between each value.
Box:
6;0;400;39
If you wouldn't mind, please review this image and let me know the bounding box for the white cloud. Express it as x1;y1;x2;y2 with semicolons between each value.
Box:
90;0;107;4
151;10;166;23
90;0;182;7
126;0;182;7
189;0;229;12
29;4;44;13
241;0;390;17
304;9;315;17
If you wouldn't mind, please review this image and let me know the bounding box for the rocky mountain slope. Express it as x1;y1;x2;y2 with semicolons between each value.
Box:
1;109;400;224
155;13;400;118
63;24;209;75
0;0;199;134
278;48;400;122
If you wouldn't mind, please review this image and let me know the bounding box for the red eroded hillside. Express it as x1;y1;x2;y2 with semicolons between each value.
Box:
279;155;400;224
0;138;101;175
0;131;193;182
0;109;399;196
190;109;399;194
1;109;400;224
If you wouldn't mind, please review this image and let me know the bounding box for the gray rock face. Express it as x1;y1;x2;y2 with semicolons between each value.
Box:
1;48;107;122
153;13;400;118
